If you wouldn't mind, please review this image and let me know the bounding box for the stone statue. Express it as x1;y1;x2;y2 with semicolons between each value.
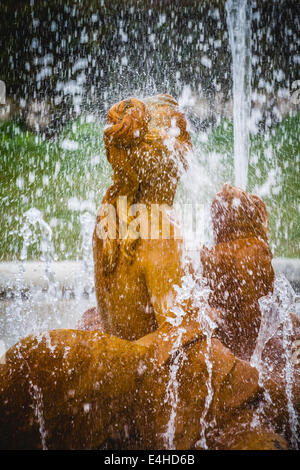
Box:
0;316;289;450
201;183;274;361
0;96;296;449
80;94;192;339
201;184;300;443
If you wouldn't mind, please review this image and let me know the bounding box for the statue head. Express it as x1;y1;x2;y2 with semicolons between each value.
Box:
103;94;191;205
211;184;269;244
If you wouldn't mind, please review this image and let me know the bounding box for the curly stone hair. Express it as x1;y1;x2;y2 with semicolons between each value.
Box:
211;183;269;244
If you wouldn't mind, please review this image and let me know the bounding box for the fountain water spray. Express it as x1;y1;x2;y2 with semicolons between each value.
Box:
251;275;299;449
163;260;216;450
29;381;48;450
226;0;252;190
3;209;57;348
163;326;187;450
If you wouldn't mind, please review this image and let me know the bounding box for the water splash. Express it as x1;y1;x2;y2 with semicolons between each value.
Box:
29;380;48;450
163;266;216;450
162;327;187;450
226;0;252;189
181;259;217;450
20;208;53;264
4;209;57;347
1;206;95;350
251;275;299;448
197;310;216;449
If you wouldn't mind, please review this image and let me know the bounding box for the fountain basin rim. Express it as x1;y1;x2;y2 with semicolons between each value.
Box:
0;258;299;296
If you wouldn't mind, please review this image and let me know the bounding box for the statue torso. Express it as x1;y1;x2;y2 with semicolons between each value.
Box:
93;234;158;341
